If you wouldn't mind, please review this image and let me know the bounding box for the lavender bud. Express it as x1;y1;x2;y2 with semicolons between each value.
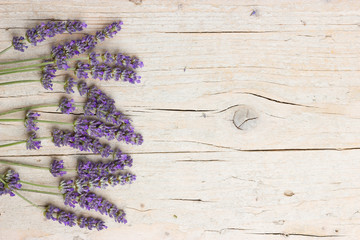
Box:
50;159;67;177
58;98;76;114
26;132;42;150
24;111;40;132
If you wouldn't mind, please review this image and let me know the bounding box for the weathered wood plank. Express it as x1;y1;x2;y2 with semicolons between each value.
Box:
1;0;360;239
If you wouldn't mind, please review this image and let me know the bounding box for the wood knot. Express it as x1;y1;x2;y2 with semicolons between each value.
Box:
233;106;258;130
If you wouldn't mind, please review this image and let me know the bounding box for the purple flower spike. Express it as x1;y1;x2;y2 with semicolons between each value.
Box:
41;64;57;90
26;20;87;47
0;169;22;197
50;159;67;177
75;62;90;79
64;77;76;94
63;191;127;224
58;98;76;114
51;21;123;64
44;205;76;227
77;81;89;96
89;52;100;66
77;216;107;231
24;111;40;132
26;132;42;150
115;53;144;69
52;129;113;157
12;36;28;52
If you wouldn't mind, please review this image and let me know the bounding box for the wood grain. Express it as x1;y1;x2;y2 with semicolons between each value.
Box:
1;0;360;239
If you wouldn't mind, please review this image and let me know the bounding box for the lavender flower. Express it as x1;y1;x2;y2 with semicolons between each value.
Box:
83;85;137;131
26;20;87;47
77;216;107;230
78;63;141;83
85;172;136;190
63;191;127;224
24;111;40;132
77;157;133;179
74;117;143;145
77;81;89;96
41;64;56;90
26;132;42;150
52;129;113;157
89;52;100;66
75;62;90;79
115;53;144;69
51;21;123;69
64;77;76;94
12;36;28;52
44;205;76;227
58;98;76;114
50;159;67;177
12;20;86;52
0;169;22;197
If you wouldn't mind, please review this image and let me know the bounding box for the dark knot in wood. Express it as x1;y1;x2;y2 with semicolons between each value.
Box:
233;107;258;130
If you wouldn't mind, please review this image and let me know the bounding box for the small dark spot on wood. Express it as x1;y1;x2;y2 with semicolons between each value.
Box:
250;9;258;17
140;203;144;208
129;0;142;5
5;28;9;31
273;220;285;225
173;214;177;218
335;229;339;233
233;106;258;130
36;159;41;162
165;232;170;236
284;190;294;197
202;113;206;118
184;66;186;72
301;20;306;25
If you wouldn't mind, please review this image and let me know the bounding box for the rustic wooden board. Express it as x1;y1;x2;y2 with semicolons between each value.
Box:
1;0;360;239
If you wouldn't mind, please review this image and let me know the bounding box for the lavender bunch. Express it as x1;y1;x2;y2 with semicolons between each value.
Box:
74;117;143;145
12;20;87;52
52;129;113;157
44;205;107;230
63;191;127;223
51;21;123;70
0;169;22;197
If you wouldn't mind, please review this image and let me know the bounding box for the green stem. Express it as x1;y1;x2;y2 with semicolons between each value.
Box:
0;177;41;209
0;137;52;148
0;56;48;65
0;79;40;86
0;57;88;73
0;159;48;170
19;188;62;196
0;159;75;172
20;180;58;189
0;68;39;76
0;104;58;116
0;45;13;56
0;119;73;125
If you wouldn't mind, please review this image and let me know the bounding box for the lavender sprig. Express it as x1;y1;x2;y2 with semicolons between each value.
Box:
51;21;123;70
75;61;141;83
52;129;113;157
44;205;107;230
64;191;127;224
64;77;76;94
74;117;143;145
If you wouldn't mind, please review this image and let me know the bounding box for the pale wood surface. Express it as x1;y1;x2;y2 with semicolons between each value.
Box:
1;0;360;239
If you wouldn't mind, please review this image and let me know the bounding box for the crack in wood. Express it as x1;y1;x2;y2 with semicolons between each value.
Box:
250;232;342;238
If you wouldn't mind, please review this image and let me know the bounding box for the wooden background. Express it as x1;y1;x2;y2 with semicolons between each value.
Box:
1;0;360;239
